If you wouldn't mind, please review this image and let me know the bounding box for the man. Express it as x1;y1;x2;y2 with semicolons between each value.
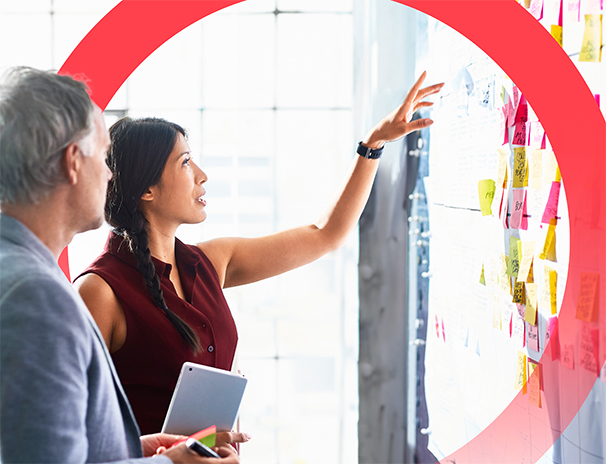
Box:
0;67;239;463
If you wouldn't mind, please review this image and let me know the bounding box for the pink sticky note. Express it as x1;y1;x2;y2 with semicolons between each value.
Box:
531;121;545;147
579;323;600;375
527;323;540;352
509;312;513;337
525;121;532;146
566;0;580;21
441;319;446;342
501;188;509;229
546;316;560;360
596;94;601;108
510;189;526;229
529;0;544;19
541;181;561;223
560;342;575;369
558;0;563;25
435;315;440;339
521;193;529;230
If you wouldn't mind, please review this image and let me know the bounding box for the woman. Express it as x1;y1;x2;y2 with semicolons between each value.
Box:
75;72;443;436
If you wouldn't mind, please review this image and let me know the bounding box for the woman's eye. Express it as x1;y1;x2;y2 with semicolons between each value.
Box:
182;157;191;166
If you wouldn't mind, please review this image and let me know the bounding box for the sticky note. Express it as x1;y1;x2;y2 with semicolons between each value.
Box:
530;123;545;149
479;264;486;285
515;350;527;392
499;253;512;295
579;14;603;62
499;106;509;145
507;237;521;277
500;188;509;229
478;179;496;215
579;323;600;374
493;305;501;329
510;189;526;229
575;272;599;322
513;281;526;304
529;149;542;190
518;241;536;282
527;361;542;407
539;222;557;262
496;149;508;188
546;316;560;360
525;283;539;325
512;101;528;146
551;24;563;46
543;150;557;183
541;181;561;223
527;259;535;283
560;343;574;369
513;147;526;188
566;0;581;22
541;265;558;313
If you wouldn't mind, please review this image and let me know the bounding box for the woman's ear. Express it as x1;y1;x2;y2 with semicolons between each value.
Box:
140;188;155;202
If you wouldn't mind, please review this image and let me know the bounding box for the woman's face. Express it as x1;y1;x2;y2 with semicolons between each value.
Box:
140;132;208;229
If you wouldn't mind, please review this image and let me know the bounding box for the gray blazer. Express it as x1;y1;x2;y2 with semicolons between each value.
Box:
0;214;172;464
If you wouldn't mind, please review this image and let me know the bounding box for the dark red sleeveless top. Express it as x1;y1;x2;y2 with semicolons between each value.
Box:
77;232;238;434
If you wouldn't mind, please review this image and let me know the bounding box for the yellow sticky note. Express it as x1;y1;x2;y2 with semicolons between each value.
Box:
493;303;501;329
507;237;521;277
549;268;558;314
479;264;486;285
499;253;512;295
515;351;527;393
513;147;526;188
575;272;599;322
527;260;535;283
551;25;563;47
513;281;526;304
539;222;557;262
524;159;529;187
529;149;542;190
525;283;538;325
517;241;536;282
497;149;508;188
478;180;496;216
579;14;602;63
543;150;557;185
555;166;561;183
527;361;542;407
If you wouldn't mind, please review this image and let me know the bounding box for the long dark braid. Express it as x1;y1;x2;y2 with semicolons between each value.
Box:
105;117;202;355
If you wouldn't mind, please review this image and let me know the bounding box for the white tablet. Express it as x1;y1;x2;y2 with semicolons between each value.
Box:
161;362;248;435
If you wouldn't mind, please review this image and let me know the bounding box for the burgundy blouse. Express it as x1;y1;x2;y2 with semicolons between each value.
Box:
77;232;238;434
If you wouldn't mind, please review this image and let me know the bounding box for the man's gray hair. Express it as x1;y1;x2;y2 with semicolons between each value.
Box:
0;67;95;205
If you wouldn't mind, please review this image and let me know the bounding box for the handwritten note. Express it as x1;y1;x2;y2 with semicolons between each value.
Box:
513;281;526;304
530;123;546;149
512;99;528;146
510;189;526;229
527;361;542;407
513;147;526;188
541;181;561;223
496;148;508;188
575;272;599;322
579;323;600;374
515;350;527;392
543;150;558;184
541;266;558;314
529;149;542;190
517;241;536;282
507;237;521;277
539;222;557;262
566;0;581;22
525;283;539;325
579;14;603;62
561;343;575;369
500;188;509;229
499;253;512;295
551;24;563;46
478;179;496;216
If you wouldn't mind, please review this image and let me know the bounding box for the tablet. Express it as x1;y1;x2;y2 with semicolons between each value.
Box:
161;362;248;435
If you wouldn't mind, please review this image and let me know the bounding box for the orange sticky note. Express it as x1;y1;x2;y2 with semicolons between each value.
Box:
527;361;542;408
576;272;599;322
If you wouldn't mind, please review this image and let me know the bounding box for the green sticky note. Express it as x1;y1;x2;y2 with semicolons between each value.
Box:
200;433;216;448
478;179;496;216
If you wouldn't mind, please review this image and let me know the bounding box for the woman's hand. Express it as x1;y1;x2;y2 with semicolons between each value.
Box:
140;433;187;457
362;71;444;149
160;442;240;463
215;431;251;446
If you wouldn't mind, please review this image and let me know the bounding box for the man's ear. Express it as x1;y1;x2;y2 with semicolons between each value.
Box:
63;143;82;185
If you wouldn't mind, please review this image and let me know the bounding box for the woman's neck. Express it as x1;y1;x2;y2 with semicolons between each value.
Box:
145;224;178;265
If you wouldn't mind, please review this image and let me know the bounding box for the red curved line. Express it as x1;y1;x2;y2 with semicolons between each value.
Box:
393;1;606;462
59;0;244;110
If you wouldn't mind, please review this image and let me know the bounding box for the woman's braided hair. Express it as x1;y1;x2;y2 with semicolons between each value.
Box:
105;117;202;355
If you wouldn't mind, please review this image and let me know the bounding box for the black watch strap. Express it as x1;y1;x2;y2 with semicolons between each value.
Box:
357;141;384;159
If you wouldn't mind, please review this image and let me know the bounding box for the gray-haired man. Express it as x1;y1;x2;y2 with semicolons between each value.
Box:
0;68;238;464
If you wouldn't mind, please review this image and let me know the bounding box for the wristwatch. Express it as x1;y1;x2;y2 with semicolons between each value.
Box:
357;141;384;159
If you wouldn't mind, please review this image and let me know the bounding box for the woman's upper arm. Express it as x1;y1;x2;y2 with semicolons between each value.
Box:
74;273;126;353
